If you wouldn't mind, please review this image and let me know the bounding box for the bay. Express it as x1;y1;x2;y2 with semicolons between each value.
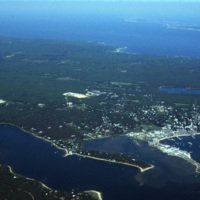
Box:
1;125;200;199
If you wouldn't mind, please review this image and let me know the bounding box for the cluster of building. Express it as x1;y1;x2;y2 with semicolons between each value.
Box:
25;85;200;169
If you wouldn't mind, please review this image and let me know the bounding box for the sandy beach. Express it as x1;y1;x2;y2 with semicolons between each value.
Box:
85;190;103;200
68;153;154;173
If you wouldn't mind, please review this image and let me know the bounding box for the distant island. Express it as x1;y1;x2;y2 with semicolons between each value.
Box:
125;17;200;32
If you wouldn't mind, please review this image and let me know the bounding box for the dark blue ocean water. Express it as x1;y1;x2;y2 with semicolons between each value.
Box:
1;125;200;200
0;6;200;57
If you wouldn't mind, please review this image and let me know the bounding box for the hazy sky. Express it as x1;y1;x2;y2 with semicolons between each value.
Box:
1;0;200;1
1;0;200;16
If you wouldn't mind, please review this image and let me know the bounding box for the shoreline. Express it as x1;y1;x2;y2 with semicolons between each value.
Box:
114;47;127;53
128;131;200;173
157;133;200;173
158;133;200;142
153;145;200;173
0;123;154;173
0;122;69;156
69;153;154;173
85;190;103;200
2;164;103;200
6;165;52;190
0;122;153;200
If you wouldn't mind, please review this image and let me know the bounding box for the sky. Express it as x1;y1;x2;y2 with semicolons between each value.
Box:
1;0;200;16
1;0;200;1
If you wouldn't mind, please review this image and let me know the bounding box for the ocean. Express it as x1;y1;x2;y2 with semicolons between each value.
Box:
0;2;200;57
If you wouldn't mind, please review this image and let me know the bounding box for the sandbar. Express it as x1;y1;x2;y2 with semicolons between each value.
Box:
85;190;103;200
67;153;154;173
